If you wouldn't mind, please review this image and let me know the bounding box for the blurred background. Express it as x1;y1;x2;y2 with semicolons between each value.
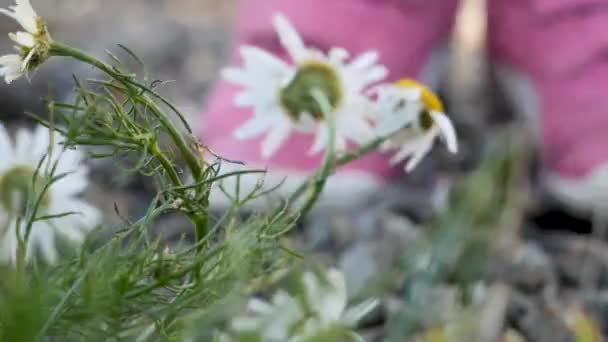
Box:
1;0;606;340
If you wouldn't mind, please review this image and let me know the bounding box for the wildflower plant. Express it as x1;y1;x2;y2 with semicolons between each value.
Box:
225;14;387;157
0;125;100;265
0;0;51;82
0;2;459;340
220;269;378;341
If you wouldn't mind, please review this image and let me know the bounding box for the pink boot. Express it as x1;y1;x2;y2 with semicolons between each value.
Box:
489;0;608;212
200;0;459;209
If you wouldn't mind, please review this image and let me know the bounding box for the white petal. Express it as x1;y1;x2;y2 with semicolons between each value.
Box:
0;8;18;22
371;84;421;101
231;317;262;332
0;66;22;83
14;128;33;164
221;67;251;86
0;54;24;83
28;124;51;165
302;272;323;311
54;149;85;174
0;222;19;264
0;123;15;171
247;298;274;315
329;48;349;65
261;121;292;159
63;200;102;231
361;65;388;85
338;116;374;146
240;46;290;75
388;137;419;165
295;112;317;132
52;170;88;197
321;269;348;322
349;51;379;71
430;111;458;154
0;54;22;66
342;299;379;326
14;0;38;33
17;0;37;16
404;134;435;172
234;92;256;107
335;134;347;152
375;114;405;137
272;13;306;63
309;124;328;155
8;31;35;48
32;223;58;264
234;115;275;140
376;102;423;137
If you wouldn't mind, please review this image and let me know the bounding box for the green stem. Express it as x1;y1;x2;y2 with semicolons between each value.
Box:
295;90;336;217
50;42;210;245
49;42;202;181
149;143;182;187
287;137;384;207
191;213;208;250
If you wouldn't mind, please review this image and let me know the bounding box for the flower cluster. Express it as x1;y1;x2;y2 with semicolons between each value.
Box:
0;0;52;83
224;13;458;172
0;124;100;264
220;268;378;341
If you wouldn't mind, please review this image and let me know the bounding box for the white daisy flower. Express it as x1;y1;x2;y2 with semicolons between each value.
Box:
293;269;379;341
374;79;458;172
231;290;304;341
223;13;387;158
0;0;51;83
0;124;101;265
228;268;377;341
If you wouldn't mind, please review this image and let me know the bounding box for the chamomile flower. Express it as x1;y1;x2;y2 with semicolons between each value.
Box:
374;79;458;172
0;0;51;83
0;124;101;264
223;13;387;158
231;290;304;341
294;269;379;340
228;269;377;341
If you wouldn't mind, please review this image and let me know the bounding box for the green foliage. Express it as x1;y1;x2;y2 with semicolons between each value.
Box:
0;39;305;340
386;131;529;341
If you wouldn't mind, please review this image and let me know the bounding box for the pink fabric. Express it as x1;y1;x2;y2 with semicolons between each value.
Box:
233;0;459;80
531;0;607;14
200;0;608;182
537;65;608;178
488;0;608;179
201;0;458;177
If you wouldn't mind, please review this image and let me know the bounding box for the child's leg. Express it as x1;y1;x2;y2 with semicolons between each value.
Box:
489;0;608;211
200;0;459;208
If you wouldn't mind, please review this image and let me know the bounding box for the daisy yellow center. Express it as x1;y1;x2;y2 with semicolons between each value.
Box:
280;62;342;121
395;78;444;131
0;166;49;214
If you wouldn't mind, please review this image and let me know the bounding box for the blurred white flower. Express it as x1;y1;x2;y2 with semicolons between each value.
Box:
0;124;101;264
0;0;51;83
231;290;304;341
0;54;25;83
228;268;377;341
293;269;378;341
223;13;387;158
374;79;458;172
